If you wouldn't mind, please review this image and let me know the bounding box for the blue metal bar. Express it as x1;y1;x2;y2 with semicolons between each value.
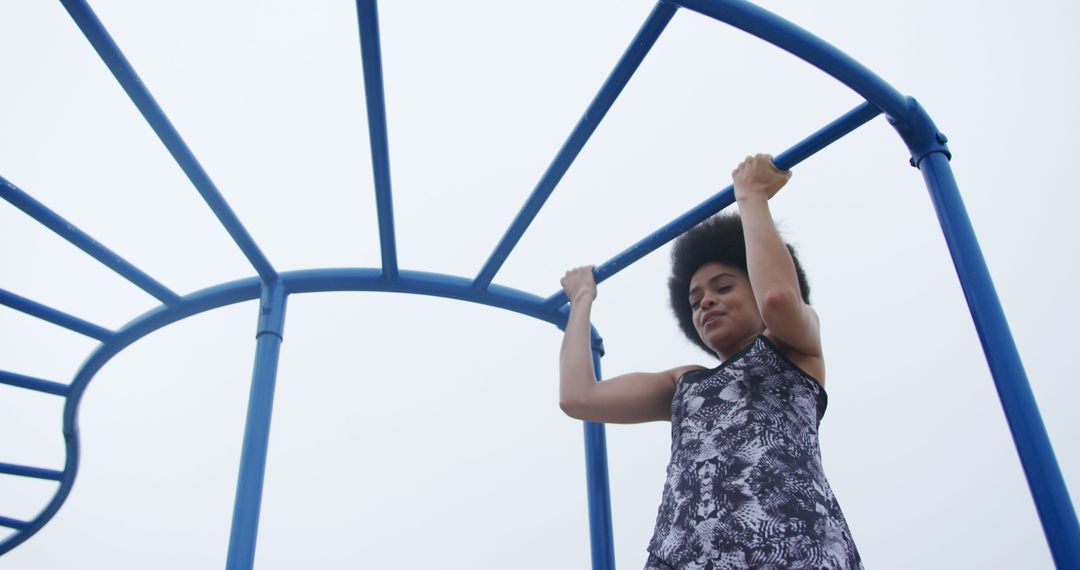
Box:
472;1;678;290
58;0;278;284
0;288;114;341
355;0;399;279
0;416;79;556
0;267;574;555
0;463;64;481
226;281;288;570
0;370;69;397
670;0;909;121
0;176;181;306
583;339;616;570
0;516;29;530
542;101;881;310
917;152;1080;568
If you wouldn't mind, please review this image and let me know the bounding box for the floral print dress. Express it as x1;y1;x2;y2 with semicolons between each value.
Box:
646;336;862;570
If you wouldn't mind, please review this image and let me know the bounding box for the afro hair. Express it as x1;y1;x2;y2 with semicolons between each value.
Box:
668;213;811;358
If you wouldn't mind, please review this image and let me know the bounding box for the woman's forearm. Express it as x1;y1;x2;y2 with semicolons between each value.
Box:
559;296;597;414
738;196;802;306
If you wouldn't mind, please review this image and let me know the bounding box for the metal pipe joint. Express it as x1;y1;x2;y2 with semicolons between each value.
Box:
888;96;952;167
256;282;288;340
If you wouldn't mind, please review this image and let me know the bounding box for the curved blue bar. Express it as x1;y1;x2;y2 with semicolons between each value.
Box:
2;269;576;556
918;153;1080;568
58;0;278;284
0;427;78;556
0;176;180;306
670;0;909;120
0;288;114;342
355;0;399;278
473;1;678;290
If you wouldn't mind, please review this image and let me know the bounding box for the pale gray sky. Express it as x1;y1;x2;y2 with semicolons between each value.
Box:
2;1;1077;568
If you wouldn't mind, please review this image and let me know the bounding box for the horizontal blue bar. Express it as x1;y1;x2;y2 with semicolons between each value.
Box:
0;370;69;397
541;101;881;310
0;289;114;341
356;0;399;279
472;1;678;290
0;176;181;306
0;516;29;530
59;0;278;284
671;0;909;120
0;463;64;481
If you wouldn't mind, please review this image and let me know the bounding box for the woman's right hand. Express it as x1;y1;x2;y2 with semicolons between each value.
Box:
561;266;597;303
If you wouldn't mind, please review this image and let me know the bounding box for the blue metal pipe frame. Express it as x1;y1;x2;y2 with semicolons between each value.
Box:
585;343;616;570
0;370;70;397
226;281;288;570
0;176;181;306
916;152;1080;567
472;1;678;290
1;0;1073;567
0;288;115;342
0;463;64;482
356;0;400;279
58;0;278;284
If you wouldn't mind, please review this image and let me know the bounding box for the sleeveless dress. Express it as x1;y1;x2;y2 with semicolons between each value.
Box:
646;335;862;570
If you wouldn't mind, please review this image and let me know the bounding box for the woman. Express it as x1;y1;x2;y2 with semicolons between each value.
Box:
559;154;861;569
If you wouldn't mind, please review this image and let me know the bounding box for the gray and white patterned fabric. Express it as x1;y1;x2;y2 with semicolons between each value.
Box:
647;335;862;570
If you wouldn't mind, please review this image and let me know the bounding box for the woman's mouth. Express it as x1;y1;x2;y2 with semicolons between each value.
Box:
702;311;724;329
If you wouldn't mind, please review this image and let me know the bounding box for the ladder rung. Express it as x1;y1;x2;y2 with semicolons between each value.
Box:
0;462;63;481
0;515;29;530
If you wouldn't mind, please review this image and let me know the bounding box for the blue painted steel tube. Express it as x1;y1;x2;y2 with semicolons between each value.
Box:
0;370;69;397
0;288;114;341
0;176;180;306
542;101;881;310
670;0;909;121
584;343;616;570
473;1;678;290
225;282;288;570
0;463;64;481
918;153;1080;568
0;268;574;556
355;0;399;278
58;0;278;284
0;516;29;531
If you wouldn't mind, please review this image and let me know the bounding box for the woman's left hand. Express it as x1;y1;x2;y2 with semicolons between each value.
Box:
732;153;792;203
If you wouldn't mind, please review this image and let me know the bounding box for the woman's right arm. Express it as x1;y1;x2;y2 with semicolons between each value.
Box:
558;266;703;424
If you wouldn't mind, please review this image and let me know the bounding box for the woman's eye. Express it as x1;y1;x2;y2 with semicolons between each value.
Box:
690;299;701;309
717;286;733;293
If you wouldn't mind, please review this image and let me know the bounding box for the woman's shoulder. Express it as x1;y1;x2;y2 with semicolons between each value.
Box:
672;364;711;385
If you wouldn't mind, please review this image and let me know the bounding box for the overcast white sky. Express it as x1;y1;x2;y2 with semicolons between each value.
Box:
2;1;1078;568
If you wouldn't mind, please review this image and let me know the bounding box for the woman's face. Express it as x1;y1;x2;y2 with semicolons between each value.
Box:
688;261;764;358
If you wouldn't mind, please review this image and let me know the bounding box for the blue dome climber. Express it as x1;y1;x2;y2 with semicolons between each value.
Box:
1;0;1077;568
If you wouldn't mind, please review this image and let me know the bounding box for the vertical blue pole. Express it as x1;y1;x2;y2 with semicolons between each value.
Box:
917;152;1080;568
226;282;288;570
584;334;616;570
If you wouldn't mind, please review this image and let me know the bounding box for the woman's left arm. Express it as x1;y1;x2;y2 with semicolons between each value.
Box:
732;154;822;357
